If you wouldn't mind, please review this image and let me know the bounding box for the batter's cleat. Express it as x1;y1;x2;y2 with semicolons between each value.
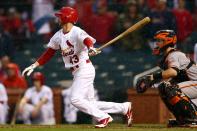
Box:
95;116;113;128
125;102;133;127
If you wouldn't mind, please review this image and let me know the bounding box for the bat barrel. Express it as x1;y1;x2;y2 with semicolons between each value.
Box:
97;17;151;51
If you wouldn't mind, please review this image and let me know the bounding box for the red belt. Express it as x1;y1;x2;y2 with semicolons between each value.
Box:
70;59;91;72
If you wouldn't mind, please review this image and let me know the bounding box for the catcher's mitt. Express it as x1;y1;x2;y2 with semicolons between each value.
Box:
136;76;152;93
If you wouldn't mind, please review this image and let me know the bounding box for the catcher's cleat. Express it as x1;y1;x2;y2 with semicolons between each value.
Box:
125;102;133;127
167;119;179;127
95;116;113;128
168;119;197;128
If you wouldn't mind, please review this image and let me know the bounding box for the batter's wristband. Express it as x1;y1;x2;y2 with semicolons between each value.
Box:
153;72;162;81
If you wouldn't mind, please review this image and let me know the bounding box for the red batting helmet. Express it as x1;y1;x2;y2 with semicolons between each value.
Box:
55;6;78;24
32;72;45;85
153;30;177;55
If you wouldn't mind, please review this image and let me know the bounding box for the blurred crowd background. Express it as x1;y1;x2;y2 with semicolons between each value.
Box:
0;0;197;124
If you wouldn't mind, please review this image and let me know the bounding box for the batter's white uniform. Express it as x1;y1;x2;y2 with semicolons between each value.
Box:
0;83;8;124
165;51;197;106
48;26;129;121
62;87;100;123
18;85;55;124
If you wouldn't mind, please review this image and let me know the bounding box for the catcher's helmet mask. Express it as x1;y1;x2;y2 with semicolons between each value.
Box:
152;30;177;55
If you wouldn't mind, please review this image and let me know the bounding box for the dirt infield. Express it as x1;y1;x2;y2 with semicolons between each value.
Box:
0;124;196;131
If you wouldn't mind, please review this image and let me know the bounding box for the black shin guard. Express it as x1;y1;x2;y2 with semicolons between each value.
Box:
158;82;197;125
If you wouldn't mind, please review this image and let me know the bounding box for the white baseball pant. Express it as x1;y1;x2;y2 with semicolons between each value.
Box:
0;103;8;124
70;62;129;121
62;88;78;123
18;104;55;124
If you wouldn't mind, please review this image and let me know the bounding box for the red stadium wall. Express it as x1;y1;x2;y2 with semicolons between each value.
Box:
7;88;63;124
127;88;174;124
7;88;173;124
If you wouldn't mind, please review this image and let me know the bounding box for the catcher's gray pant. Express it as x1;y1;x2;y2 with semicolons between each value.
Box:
18;104;55;124
70;62;129;121
0;103;8;124
179;81;197;106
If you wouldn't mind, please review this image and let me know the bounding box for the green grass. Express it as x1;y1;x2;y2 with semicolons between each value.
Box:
0;124;196;131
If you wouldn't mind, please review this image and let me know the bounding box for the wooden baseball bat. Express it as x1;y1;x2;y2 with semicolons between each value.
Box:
97;17;151;51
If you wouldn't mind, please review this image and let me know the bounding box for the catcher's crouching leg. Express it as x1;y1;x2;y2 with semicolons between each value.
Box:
158;82;197;127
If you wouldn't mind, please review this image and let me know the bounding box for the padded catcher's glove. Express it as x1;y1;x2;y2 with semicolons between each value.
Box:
136;76;153;93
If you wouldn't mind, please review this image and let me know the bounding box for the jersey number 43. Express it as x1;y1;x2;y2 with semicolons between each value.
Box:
69;55;79;64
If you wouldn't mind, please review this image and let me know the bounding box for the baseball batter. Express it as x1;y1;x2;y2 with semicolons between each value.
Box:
18;72;55;124
136;30;197;127
22;6;132;128
0;83;8;124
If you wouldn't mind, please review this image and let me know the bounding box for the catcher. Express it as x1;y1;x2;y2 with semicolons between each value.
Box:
136;30;197;127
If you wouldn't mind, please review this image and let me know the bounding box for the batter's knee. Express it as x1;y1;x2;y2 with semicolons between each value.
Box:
70;97;81;106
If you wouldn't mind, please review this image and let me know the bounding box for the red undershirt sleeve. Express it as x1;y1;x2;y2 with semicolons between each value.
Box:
83;37;93;49
37;48;56;65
